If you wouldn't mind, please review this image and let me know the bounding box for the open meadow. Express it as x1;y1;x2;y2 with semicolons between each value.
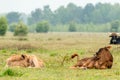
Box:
0;32;120;80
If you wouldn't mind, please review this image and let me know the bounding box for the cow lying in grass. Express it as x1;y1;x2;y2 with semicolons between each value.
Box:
6;54;44;68
70;46;113;69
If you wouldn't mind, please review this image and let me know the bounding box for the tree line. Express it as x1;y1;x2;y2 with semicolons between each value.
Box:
1;2;120;33
6;3;120;25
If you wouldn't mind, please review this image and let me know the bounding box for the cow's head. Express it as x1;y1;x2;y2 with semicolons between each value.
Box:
109;32;118;37
95;46;111;59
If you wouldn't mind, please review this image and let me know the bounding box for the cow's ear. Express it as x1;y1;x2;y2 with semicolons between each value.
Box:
106;46;111;50
21;54;26;59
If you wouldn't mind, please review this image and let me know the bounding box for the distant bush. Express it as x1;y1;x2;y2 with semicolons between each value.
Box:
28;24;36;33
0;17;8;36
14;21;28;36
9;23;17;32
68;22;76;32
57;38;61;41
48;37;53;40
17;37;28;41
110;20;120;32
36;21;49;33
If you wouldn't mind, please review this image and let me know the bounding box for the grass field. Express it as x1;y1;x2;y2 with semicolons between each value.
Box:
0;32;120;80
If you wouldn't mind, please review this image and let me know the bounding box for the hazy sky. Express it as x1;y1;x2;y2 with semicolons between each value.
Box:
0;0;120;14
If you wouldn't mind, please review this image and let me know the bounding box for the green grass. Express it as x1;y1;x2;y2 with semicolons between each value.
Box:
0;68;24;77
0;32;120;80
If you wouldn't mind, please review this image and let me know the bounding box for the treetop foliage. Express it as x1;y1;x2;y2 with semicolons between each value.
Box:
5;3;120;25
0;17;8;36
2;3;120;32
6;12;20;24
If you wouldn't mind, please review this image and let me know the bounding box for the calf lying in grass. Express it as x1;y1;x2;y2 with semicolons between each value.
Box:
6;54;44;68
70;46;113;69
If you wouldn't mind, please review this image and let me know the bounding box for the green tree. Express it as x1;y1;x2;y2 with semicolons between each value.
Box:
36;21;49;33
93;3;112;23
14;22;28;36
110;20;120;32
0;17;8;36
83;3;94;23
9;23;17;32
43;5;53;21
68;22;76;32
54;6;66;24
28;8;43;25
6;12;20;24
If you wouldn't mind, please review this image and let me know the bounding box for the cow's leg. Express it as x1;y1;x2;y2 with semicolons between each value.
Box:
95;61;108;69
82;59;92;67
70;63;82;69
69;66;77;69
87;61;95;69
99;65;107;69
107;61;113;69
94;61;101;69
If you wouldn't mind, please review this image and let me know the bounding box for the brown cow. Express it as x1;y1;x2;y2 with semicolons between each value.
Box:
70;46;113;69
6;54;44;68
27;55;44;68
